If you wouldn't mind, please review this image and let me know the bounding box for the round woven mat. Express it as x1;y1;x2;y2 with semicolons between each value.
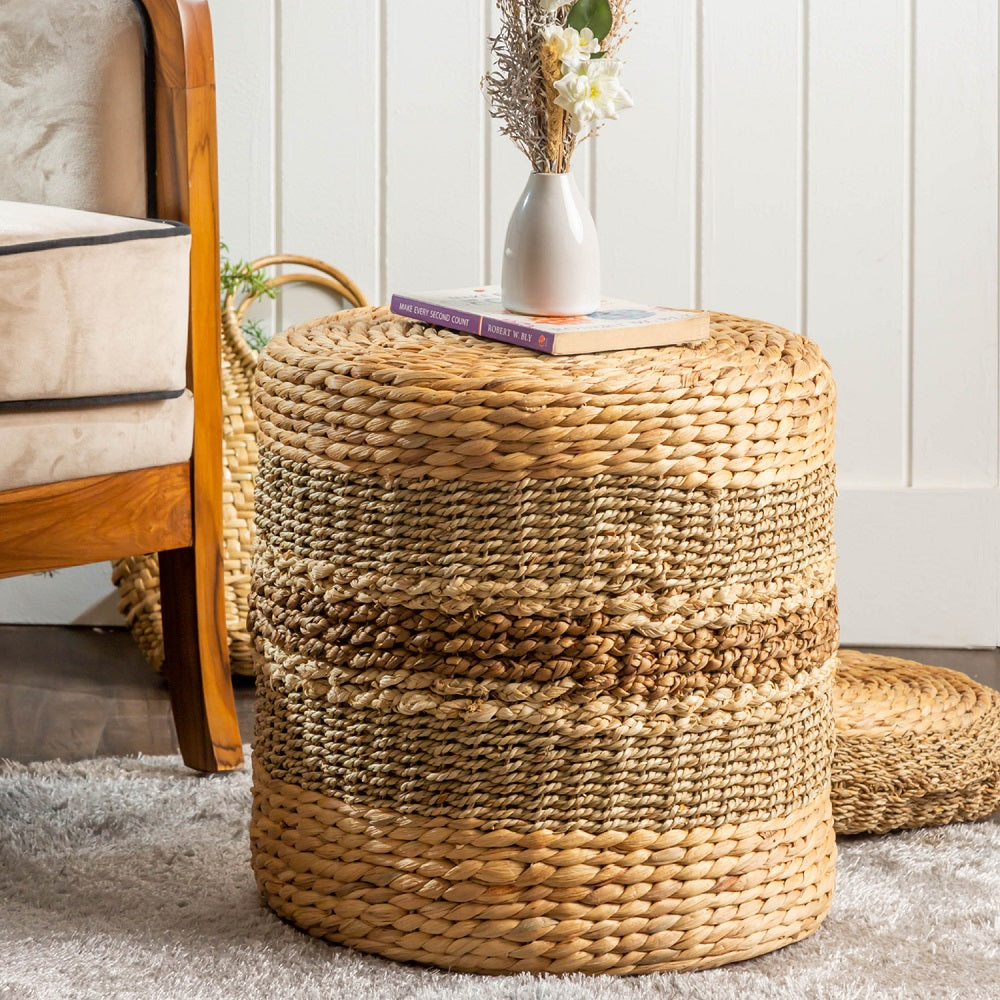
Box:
834;650;1000;835
249;306;839;975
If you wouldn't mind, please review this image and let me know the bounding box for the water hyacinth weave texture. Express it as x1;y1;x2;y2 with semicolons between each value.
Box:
248;306;839;975
833;650;1000;835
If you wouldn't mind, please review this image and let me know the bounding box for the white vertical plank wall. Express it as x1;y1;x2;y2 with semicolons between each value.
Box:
2;0;997;646
807;0;907;486
700;0;803;334
276;0;380;328
910;0;999;488
597;0;697;308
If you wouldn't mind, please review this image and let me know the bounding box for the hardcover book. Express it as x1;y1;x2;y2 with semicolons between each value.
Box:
389;286;709;356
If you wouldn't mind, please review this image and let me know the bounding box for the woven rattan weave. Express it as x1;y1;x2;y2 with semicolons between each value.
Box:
249;306;839;975
833;650;1000;835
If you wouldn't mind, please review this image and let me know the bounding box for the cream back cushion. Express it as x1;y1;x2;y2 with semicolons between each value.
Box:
0;0;148;218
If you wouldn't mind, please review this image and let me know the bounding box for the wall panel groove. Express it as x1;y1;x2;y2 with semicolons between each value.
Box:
903;0;916;488
376;0;388;305
693;0;703;309
272;0;282;331
481;0;493;284
798;0;809;340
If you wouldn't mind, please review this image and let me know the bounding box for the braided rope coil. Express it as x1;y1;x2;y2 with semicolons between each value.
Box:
250;309;838;974
833;650;1000;835
251;762;836;975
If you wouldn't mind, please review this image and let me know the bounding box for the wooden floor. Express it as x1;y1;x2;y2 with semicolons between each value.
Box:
1;625;998;764
0;626;255;763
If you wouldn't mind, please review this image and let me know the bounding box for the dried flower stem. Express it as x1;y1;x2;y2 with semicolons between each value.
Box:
539;40;565;172
483;1;634;173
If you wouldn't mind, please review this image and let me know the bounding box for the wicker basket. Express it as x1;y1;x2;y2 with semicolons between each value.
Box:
112;255;366;675
249;307;839;975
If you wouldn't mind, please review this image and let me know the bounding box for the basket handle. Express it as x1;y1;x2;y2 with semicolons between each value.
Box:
224;253;369;323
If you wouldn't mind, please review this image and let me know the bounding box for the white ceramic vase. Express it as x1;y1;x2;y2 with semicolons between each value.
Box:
501;171;601;316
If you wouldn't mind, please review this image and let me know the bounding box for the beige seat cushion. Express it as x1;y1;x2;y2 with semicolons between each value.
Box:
0;200;191;403
0;392;194;492
0;0;148;217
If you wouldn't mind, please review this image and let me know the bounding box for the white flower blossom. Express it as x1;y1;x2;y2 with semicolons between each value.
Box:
539;0;574;12
552;58;634;132
542;24;601;69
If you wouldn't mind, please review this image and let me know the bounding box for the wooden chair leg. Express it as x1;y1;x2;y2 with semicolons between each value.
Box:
159;544;243;772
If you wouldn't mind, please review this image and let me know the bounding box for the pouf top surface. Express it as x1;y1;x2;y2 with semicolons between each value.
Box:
835;649;1000;737
255;306;835;488
262;306;828;393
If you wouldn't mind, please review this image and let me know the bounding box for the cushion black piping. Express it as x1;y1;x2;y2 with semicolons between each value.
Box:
0;388;187;413
0;219;191;257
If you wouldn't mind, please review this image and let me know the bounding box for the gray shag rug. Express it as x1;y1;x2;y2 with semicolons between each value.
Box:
1;751;998;1000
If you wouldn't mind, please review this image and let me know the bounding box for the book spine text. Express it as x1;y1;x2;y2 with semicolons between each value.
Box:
390;295;481;336
478;316;554;353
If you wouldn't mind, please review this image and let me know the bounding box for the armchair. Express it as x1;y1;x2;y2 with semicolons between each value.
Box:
0;0;242;772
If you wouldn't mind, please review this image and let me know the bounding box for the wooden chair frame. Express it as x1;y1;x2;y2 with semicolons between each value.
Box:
0;0;242;772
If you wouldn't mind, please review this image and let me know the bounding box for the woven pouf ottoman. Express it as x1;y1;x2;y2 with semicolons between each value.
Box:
833;650;1000;835
249;305;839;975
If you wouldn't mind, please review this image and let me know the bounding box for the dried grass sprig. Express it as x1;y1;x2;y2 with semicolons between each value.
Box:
483;1;559;171
483;1;634;173
604;0;635;57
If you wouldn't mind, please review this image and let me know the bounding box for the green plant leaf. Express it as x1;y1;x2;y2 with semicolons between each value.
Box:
241;318;270;353
219;242;277;308
567;0;613;41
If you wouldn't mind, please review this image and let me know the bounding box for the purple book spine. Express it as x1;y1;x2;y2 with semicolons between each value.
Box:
478;315;554;354
390;295;481;336
390;294;556;354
